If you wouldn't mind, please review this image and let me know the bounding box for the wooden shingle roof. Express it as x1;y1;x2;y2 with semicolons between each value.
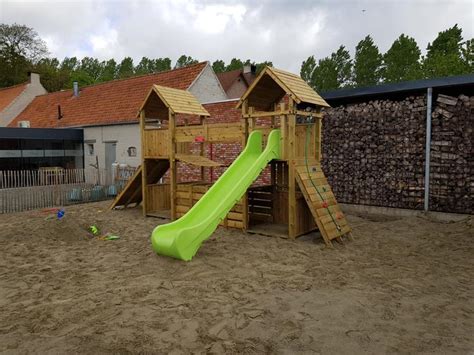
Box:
237;66;330;110
148;85;210;116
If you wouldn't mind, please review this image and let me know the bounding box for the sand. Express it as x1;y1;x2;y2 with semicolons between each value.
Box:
0;201;473;354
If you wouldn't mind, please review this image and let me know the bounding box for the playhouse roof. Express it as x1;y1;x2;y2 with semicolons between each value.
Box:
236;66;330;110
141;85;210;119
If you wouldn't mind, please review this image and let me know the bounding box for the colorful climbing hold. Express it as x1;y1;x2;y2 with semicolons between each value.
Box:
322;201;328;208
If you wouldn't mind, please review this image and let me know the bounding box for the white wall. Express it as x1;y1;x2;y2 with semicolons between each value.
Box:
189;63;227;103
83;123;141;175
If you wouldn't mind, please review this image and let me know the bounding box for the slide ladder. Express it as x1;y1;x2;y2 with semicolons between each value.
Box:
295;161;352;246
151;129;281;261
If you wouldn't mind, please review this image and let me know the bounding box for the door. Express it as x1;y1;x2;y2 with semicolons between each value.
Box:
105;142;117;185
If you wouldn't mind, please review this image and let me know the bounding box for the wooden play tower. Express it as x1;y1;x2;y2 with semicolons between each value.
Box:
112;68;351;246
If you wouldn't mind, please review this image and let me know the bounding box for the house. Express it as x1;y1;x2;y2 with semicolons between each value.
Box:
9;62;228;177
217;65;256;99
0;73;47;127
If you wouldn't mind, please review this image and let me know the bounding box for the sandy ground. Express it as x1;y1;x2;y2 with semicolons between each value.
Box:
0;201;473;354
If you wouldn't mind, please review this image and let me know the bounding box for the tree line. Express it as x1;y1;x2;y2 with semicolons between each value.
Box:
0;23;472;93
301;24;473;92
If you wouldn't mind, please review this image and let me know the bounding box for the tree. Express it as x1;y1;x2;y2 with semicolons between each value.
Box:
0;23;48;86
60;57;79;72
0;23;48;63
34;58;69;92
331;46;352;87
383;34;422;83
117;57;134;78
174;55;198;69
300;55;317;84
226;58;244;71
98;59;117;82
212;59;226;73
154;57;171;72
353;35;383;86
135;57;155;75
80;57;103;81
312;57;339;92
255;61;273;74
68;70;95;88
423;24;467;77
461;39;474;72
301;47;351;92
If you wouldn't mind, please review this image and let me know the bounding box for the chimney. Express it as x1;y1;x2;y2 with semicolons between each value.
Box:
28;72;41;85
73;81;79;97
243;64;251;74
250;64;257;74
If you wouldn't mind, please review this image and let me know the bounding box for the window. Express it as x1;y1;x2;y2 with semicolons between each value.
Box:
127;146;137;157
87;143;94;156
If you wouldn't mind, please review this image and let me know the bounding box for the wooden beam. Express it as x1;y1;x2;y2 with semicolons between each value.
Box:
139;110;148;216
241;99;249;230
243;109;323;119
169;110;177;220
288;98;297;239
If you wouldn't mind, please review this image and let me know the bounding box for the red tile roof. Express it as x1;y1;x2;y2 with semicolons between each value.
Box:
0;82;28;112
217;69;256;94
9;62;207;128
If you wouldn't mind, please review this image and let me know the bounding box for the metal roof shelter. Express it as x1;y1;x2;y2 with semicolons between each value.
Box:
322;74;474;105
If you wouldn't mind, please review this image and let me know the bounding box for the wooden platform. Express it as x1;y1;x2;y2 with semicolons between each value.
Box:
247;222;289;238
295;161;351;246
175;154;222;167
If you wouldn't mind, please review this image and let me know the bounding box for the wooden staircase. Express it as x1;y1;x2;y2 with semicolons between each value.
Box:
110;159;169;209
295;160;352;246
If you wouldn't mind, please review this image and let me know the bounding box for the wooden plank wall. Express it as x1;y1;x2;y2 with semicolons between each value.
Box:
175;183;244;229
143;129;169;157
146;184;171;212
248;185;273;223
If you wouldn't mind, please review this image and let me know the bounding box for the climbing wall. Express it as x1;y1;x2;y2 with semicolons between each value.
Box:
295;161;351;246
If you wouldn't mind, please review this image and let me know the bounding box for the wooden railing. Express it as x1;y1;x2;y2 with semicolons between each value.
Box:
143;122;243;158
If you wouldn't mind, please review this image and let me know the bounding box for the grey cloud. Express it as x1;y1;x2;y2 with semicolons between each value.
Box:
1;0;472;73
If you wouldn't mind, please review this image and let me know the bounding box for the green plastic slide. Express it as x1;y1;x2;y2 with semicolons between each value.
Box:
151;129;281;261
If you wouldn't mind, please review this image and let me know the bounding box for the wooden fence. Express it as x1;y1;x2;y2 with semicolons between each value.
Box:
0;166;138;214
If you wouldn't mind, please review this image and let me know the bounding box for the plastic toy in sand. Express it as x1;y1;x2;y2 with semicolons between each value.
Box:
89;225;100;235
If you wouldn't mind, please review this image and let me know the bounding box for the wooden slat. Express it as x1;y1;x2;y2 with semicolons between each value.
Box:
295;165;351;245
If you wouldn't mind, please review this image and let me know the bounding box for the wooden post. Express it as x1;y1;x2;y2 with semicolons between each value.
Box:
139;110;148;216
241;99;249;230
169;111;177;220
287;98;297;239
200;115;206;181
248;107;255;132
280;103;287;160
316;117;322;161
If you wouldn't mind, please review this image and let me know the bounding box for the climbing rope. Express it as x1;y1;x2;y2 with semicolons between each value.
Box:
304;122;341;232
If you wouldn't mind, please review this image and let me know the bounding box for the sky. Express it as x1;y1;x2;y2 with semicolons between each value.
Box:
1;0;473;73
